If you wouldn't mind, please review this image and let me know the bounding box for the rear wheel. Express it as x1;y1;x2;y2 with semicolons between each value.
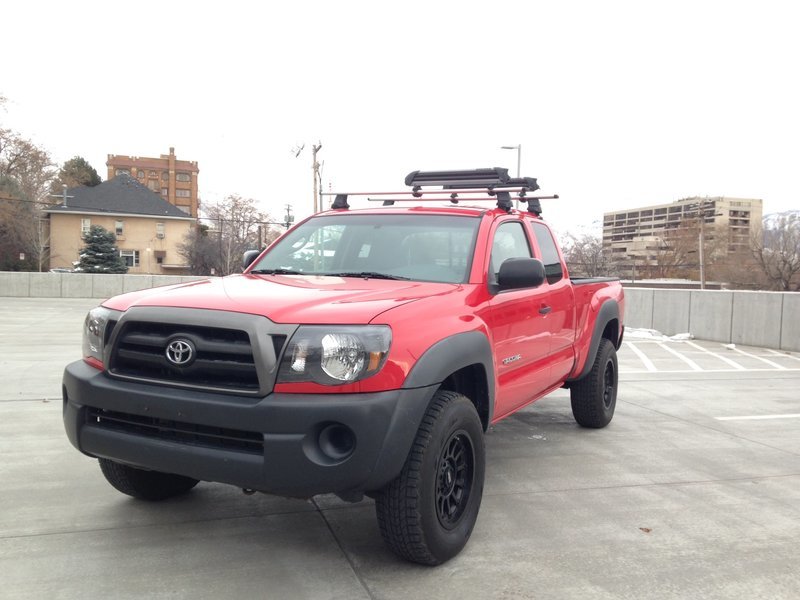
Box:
570;338;618;428
374;390;485;565
98;458;199;501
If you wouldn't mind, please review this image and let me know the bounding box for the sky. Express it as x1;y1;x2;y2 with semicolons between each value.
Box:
2;0;799;234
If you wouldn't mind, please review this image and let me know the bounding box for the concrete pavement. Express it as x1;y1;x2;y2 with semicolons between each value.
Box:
1;298;799;599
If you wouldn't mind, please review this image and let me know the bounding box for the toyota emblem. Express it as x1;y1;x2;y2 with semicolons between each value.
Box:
165;339;195;366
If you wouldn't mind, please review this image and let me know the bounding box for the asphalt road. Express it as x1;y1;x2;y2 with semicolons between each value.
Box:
1;298;799;599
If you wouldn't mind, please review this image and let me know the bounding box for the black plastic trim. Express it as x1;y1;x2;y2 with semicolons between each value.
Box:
63;360;436;497
566;300;620;383
402;331;495;427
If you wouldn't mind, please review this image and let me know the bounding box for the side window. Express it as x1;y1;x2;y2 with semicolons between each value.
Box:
531;222;564;284
489;221;532;284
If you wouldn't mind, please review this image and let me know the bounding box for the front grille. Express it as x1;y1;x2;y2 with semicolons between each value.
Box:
109;322;261;393
87;408;264;454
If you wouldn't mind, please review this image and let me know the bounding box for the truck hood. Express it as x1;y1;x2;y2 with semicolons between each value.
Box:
103;274;461;324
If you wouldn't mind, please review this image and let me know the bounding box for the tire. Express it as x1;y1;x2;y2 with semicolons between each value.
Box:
98;458;199;501
374;390;485;565
570;338;618;428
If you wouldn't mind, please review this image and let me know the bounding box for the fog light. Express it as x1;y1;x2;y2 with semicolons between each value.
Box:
318;423;356;461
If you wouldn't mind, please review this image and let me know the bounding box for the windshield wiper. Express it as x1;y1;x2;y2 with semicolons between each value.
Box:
250;268;304;275
323;271;411;281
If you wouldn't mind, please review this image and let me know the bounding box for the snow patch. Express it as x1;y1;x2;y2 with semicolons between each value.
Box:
626;328;694;342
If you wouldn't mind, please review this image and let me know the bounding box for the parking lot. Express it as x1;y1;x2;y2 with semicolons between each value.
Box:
1;298;799;599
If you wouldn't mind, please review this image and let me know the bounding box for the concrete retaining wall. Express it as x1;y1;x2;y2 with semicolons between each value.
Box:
1;272;797;352
0;272;210;300
624;287;799;352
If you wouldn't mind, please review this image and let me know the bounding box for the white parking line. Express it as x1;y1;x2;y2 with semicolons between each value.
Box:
624;341;657;372
657;342;702;371
765;349;800;362
685;341;746;370
716;414;800;421
729;346;787;370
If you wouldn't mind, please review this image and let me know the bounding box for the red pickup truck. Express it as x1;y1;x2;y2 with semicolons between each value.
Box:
63;168;624;565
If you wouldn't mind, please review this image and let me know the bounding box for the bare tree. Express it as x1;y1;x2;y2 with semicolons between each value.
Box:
562;232;609;277
183;195;280;276
177;224;217;276
0;116;56;271
751;214;800;291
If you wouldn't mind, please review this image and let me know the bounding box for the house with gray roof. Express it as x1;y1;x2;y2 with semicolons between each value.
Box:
44;175;196;274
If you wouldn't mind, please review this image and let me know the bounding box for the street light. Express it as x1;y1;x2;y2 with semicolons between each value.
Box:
500;145;521;177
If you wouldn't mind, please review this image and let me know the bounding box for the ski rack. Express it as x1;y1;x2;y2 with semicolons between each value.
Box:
324;168;558;216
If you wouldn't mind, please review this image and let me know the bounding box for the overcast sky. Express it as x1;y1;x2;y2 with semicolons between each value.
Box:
3;0;798;233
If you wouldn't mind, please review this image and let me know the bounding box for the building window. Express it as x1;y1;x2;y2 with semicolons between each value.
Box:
176;189;191;198
115;220;124;236
115;168;130;177
161;187;168;196
81;218;91;236
120;250;140;267
147;180;159;191
176;172;191;182
162;171;169;181
137;170;145;179
156;222;165;239
155;250;166;265
177;205;191;214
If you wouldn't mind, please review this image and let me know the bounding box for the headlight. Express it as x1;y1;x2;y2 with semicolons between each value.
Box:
277;326;391;385
82;306;120;367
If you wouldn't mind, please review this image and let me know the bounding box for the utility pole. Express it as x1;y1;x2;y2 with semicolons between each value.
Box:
284;204;294;229
699;218;706;290
698;197;715;290
312;143;322;213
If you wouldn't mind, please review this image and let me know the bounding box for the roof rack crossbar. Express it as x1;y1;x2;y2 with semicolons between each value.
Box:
322;188;534;197
367;195;527;203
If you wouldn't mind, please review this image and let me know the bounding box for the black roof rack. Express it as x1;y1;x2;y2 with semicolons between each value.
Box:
405;168;510;188
321;168;557;216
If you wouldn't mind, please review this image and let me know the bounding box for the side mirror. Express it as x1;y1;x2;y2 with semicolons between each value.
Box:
497;257;546;290
242;250;261;270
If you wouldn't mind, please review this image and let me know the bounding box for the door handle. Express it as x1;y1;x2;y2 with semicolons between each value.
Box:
539;305;552;315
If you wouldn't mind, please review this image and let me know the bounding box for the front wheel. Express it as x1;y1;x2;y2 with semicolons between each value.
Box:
570;338;618;428
98;458;199;501
374;390;485;565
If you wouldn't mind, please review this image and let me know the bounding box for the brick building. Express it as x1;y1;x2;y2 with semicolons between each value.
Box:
106;147;199;217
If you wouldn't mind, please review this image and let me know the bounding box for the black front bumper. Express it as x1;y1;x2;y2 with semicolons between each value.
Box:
63;360;437;497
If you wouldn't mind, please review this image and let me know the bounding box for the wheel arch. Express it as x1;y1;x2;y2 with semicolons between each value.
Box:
403;331;495;430
567;299;621;383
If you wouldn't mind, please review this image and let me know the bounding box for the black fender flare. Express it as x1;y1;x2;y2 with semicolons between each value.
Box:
402;330;496;426
567;299;620;383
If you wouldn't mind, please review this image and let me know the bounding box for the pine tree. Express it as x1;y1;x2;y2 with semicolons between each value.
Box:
75;225;128;273
50;156;102;194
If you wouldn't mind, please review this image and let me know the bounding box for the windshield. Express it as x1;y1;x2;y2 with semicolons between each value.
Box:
250;213;480;284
